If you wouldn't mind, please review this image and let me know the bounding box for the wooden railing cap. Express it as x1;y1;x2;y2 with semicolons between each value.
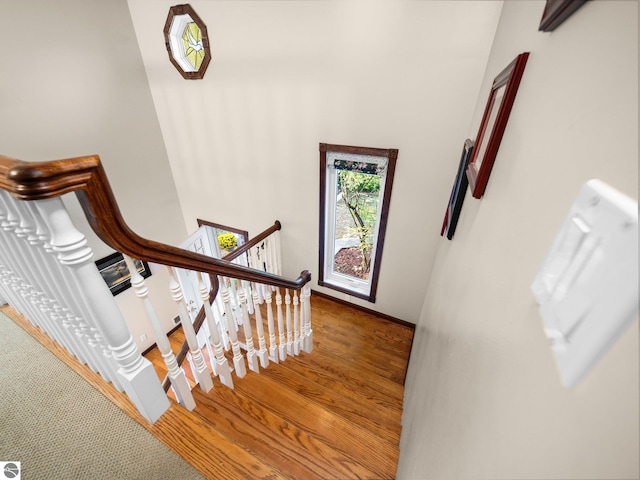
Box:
1;153;311;289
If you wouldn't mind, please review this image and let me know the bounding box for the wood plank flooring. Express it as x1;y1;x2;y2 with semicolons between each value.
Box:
4;293;414;479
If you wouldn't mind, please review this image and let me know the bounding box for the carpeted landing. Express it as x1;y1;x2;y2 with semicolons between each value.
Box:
0;310;204;480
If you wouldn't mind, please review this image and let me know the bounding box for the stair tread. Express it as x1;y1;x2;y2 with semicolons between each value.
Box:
61;292;413;480
191;385;380;480
230;371;400;477
152;401;288;479
258;361;402;444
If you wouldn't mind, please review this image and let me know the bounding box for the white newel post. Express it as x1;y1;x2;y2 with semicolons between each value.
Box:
35;198;169;423
301;285;313;353
125;256;195;410
196;271;233;389
219;278;247;378
167;267;213;393
19;200;119;385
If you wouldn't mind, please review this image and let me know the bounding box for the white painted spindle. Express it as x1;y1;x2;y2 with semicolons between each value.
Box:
243;280;254;315
263;288;278;363
125;256;195;410
275;288;287;361
197;272;233;389
228;278;242;326
238;288;259;373
219;278;246;378
167;267;213;393
252;289;269;368
274;229;283;276
285;289;293;355
293;290;300;356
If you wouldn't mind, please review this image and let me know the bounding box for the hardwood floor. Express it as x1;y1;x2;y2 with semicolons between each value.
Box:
5;293;414;479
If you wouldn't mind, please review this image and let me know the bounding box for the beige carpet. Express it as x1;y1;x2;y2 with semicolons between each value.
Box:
0;310;204;480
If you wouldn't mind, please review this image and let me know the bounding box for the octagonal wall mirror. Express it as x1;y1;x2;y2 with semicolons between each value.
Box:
163;4;211;79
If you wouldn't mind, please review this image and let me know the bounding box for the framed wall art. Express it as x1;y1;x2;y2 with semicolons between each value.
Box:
441;139;474;240
95;252;151;296
539;0;588;32
466;52;529;199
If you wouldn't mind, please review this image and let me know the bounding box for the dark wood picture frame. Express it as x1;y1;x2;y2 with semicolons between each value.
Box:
318;143;398;303
163;4;211;80
95;252;151;296
441;139;474;240
466;52;529;199
539;0;587;32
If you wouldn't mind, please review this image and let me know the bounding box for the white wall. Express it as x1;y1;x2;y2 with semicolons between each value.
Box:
398;1;639;479
0;0;187;349
127;0;503;323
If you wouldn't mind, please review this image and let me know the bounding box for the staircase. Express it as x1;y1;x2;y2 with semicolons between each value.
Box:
0;153;313;423
0;152;414;478
5;293;413;479
152;294;412;479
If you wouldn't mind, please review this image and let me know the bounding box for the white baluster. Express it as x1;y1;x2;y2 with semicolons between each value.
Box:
13;217;66;347
228;278;242;326
0;193;57;339
248;248;265;305
167;267;213;393
265;238;277;275
275;288;287;361
125;256;195;410
196;272;233;389
212;296;230;351
237;288;259;373
300;284;313;353
274;229;284;276
263;288;278;363
19;201;76;351
293;290;300;356
251;289;269;368
219;278;246;378
285;289;293;356
244;281;254;315
36;197;168;423
256;281;265;305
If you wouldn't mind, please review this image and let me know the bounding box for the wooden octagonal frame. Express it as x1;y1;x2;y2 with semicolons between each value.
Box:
163;4;211;80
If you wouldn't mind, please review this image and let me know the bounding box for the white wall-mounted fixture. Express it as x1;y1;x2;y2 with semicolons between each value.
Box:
531;179;638;387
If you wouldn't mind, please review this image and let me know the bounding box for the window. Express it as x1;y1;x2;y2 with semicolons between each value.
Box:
163;4;211;80
318;143;398;302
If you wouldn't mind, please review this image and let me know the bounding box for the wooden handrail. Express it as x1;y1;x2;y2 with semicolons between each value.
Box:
0;154;311;289
162;221;282;390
